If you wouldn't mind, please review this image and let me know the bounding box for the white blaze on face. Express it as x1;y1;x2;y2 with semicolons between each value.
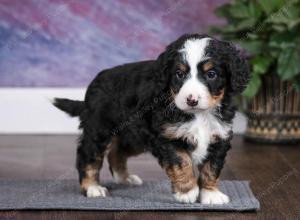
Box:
174;38;211;111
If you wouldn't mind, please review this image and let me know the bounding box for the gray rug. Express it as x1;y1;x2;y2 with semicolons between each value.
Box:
0;179;259;211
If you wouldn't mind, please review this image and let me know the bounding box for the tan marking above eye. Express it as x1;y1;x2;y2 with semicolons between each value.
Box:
178;63;188;72
202;61;214;72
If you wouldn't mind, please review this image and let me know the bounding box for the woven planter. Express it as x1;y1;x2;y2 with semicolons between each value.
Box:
244;74;300;144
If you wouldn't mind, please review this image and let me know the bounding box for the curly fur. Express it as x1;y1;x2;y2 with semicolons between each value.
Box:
53;33;250;202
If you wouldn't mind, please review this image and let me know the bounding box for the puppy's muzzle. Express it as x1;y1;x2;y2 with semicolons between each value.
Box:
186;95;198;107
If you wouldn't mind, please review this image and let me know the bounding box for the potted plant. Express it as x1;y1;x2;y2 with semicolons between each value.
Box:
211;0;300;144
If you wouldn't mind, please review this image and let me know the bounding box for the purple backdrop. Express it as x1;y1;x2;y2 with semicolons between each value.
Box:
0;0;227;87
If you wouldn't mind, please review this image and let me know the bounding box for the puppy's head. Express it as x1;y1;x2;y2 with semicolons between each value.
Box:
157;34;250;113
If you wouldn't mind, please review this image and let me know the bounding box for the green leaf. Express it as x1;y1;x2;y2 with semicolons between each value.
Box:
245;33;261;40
288;18;300;29
272;24;288;32
278;47;300;80
258;0;286;15
251;56;273;74
234;17;257;30
266;4;300;27
214;4;233;18
239;41;264;54
269;31;299;49
248;1;263;21
214;1;261;30
228;2;250;18
269;49;281;59
218;24;241;33
243;73;262;99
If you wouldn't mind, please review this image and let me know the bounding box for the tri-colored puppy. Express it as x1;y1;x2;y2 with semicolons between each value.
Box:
53;33;250;204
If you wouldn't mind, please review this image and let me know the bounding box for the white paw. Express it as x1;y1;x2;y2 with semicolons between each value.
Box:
200;189;229;205
125;174;143;185
86;185;108;198
174;186;199;203
113;172;143;185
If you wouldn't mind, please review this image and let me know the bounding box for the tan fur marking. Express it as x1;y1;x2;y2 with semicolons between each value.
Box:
170;88;176;99
80;162;103;192
165;151;197;193
178;63;188;72
108;146;129;179
209;89;225;108
107;137;143;178
80;146;107;192
161;123;177;140
202;61;214;72
198;162;219;191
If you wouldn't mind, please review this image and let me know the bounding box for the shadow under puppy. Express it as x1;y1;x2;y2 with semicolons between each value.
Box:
53;33;250;204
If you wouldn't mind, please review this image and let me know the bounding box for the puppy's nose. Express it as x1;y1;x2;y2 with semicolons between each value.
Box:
186;95;198;107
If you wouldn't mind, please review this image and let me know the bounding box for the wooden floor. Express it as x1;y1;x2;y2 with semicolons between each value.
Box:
0;135;299;220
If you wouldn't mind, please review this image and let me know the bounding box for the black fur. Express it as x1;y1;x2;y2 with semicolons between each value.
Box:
207;40;250;95
53;33;250;187
53;98;85;117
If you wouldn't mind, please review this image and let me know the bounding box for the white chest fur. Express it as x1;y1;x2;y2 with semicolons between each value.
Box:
163;111;232;165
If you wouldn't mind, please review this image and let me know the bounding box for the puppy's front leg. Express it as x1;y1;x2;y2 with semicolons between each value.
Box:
164;150;199;203
198;161;229;205
198;141;231;205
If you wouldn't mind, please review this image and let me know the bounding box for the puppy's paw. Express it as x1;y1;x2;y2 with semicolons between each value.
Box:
200;189;229;205
86;185;108;198
174;186;199;203
125;174;143;185
114;172;143;186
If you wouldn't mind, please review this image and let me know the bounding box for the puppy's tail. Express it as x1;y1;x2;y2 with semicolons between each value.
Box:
52;98;85;117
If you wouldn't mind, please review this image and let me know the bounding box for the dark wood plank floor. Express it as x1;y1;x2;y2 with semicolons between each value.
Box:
0;135;299;220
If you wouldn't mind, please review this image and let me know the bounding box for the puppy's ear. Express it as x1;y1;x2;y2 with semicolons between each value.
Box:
215;40;250;95
155;46;175;91
156;43;177;77
156;34;192;87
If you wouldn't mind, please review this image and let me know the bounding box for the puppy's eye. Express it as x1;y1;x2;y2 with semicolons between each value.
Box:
206;70;218;80
176;70;185;79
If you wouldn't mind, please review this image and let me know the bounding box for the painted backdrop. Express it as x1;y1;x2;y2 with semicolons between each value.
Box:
0;0;226;87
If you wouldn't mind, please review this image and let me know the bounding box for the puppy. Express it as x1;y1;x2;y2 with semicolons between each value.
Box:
53;33;250;204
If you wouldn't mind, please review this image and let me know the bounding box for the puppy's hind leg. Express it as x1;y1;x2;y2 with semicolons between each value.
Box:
76;134;110;198
108;140;143;186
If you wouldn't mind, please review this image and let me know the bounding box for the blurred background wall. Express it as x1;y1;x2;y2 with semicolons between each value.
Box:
0;0;246;133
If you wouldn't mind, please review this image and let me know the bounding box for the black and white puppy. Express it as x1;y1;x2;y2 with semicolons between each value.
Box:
53;33;250;204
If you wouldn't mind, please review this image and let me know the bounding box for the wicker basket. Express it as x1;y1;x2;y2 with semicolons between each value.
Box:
244;74;300;144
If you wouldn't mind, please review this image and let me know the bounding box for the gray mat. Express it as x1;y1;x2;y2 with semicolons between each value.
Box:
0;179;259;211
